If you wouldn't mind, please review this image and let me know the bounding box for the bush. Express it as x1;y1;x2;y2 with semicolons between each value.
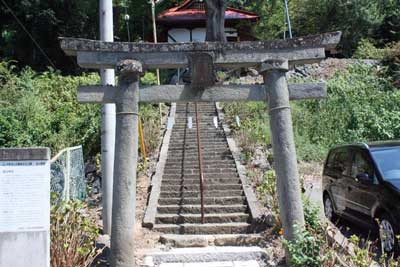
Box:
0;61;162;160
223;102;270;153
353;39;386;59
0;61;101;157
50;198;102;267
293;62;400;160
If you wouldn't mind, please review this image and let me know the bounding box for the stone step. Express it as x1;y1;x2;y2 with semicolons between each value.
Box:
172;128;221;131
168;146;229;151
160;190;244;198
161;184;244;192
169;155;232;161
162;174;239;180
166;157;234;163
162;178;241;185
158;196;246;205
168;141;227;145
164;163;236;170
169;140;227;145
165;159;235;165
163;168;237;175
142;246;267;265
152;222;251;234
157;204;248;214
155;213;249;224
159;234;264;247
167;148;230;153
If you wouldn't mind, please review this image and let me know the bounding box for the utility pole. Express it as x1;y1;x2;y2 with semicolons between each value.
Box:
99;0;115;235
150;0;163;125
283;0;293;38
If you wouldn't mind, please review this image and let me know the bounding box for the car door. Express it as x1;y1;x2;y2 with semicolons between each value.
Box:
345;148;380;222
324;147;351;214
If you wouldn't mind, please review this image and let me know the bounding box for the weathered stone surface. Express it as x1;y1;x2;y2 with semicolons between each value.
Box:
78;83;327;103
160;234;264;248
160;235;209;248
60;32;341;69
142;246;268;265
143;104;176;228
60;32;341;55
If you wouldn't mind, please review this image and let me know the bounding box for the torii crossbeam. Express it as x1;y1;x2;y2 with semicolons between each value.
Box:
60;31;341;267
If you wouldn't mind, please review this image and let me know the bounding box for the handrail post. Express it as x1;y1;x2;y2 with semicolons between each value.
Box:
195;102;205;224
138;118;147;164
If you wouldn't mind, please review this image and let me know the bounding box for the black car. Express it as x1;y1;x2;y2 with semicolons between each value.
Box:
322;141;400;253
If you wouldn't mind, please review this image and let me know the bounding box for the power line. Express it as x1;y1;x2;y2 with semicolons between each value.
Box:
0;0;57;69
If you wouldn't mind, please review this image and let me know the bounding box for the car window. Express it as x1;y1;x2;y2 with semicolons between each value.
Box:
351;151;376;183
327;148;349;175
371;147;400;181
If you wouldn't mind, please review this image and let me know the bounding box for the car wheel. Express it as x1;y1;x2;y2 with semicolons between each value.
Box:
324;194;337;222
379;214;399;254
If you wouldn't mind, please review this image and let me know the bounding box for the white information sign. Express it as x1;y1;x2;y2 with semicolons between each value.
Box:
0;160;50;232
187;117;193;129
167;117;175;129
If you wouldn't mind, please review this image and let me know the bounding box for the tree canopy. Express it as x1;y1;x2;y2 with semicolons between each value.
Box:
0;0;398;72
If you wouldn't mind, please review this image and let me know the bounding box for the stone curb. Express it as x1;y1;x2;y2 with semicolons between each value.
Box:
143;103;176;228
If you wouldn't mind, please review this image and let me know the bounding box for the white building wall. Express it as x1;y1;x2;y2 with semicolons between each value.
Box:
168;27;237;43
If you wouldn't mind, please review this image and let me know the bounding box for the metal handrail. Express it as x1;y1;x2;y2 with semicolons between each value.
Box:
195;102;205;224
50;145;82;163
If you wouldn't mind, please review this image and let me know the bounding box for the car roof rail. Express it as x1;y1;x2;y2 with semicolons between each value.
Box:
355;142;369;149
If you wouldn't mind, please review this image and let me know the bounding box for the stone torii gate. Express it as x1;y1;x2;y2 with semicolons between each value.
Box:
60;31;341;267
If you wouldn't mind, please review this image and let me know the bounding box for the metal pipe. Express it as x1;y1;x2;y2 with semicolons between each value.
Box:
99;0;116;235
195;102;205;224
138;118;147;162
283;0;293;39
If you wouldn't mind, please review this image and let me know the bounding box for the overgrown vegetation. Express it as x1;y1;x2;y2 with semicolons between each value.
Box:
0;61;162;159
50;198;102;267
0;61;101;156
224;58;400;162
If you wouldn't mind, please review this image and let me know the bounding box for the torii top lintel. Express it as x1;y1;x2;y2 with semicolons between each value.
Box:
59;31;341;70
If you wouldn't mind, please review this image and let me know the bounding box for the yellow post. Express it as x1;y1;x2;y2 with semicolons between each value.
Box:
138;118;147;163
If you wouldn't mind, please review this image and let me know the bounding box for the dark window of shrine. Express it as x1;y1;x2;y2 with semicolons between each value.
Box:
227;36;238;42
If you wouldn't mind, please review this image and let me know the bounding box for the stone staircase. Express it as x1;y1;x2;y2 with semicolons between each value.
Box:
144;102;263;235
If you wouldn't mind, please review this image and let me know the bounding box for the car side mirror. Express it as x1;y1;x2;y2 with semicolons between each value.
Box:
356;173;372;184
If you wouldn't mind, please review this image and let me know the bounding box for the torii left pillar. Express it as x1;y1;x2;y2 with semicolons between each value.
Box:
110;59;142;267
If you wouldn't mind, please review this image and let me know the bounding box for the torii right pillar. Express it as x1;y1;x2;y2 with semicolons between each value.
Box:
261;59;305;243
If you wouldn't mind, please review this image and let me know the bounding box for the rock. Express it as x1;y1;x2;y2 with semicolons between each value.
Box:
251;147;271;171
160;235;208;248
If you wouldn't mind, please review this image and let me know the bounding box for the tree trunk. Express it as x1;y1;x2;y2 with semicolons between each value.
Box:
205;0;227;42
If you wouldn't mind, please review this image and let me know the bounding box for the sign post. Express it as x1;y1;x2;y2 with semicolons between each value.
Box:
0;148;51;267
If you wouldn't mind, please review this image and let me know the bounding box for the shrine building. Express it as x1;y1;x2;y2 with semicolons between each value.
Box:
157;0;259;43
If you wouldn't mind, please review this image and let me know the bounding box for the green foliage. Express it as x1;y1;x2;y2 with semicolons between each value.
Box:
303;197;321;231
223;102;270;153
293;63;400;161
50;198;102;267
353;39;386;59
283;224;329;267
0;61;101;156
290;0;386;55
256;170;280;227
382;42;400;87
0;61;162;159
139;103;162;154
283;198;331;267
141;72;158;86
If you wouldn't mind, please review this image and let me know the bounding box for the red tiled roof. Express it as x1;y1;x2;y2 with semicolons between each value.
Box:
157;0;259;24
